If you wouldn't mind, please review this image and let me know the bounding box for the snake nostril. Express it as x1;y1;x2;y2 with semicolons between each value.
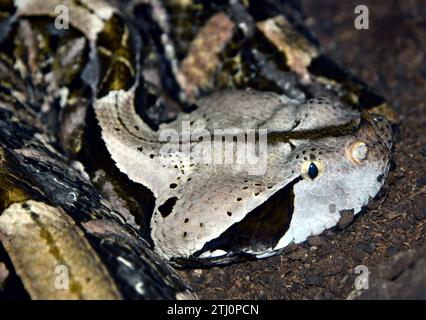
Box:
347;141;369;164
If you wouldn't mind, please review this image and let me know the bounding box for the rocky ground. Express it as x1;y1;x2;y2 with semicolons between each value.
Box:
180;0;426;299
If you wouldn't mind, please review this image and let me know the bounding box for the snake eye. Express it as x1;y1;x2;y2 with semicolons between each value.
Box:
308;162;318;179
301;161;324;181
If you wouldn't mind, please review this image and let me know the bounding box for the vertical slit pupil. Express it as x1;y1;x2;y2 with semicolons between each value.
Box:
308;162;318;179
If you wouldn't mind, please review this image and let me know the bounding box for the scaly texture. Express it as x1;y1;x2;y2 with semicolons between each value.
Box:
0;0;394;272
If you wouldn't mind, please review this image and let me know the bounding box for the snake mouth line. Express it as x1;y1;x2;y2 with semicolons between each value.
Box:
171;176;302;267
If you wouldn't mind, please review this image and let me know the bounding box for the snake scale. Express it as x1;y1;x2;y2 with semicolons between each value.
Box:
0;0;395;299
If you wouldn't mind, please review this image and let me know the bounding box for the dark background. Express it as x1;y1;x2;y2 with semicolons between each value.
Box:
180;0;426;299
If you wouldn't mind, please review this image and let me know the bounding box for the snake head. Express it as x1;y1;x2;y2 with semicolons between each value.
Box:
144;92;394;266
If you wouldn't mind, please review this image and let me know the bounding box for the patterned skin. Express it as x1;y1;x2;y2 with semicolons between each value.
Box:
0;0;393;268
